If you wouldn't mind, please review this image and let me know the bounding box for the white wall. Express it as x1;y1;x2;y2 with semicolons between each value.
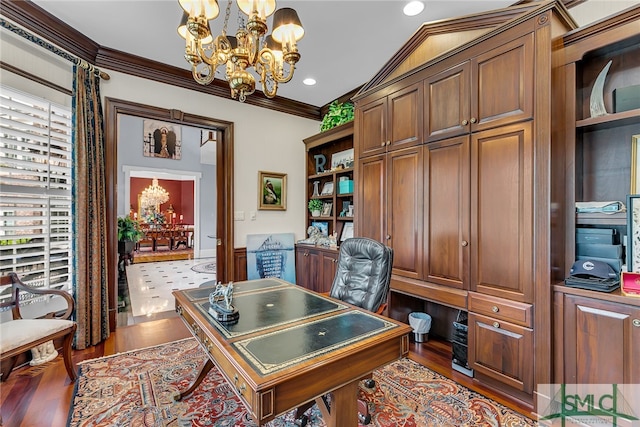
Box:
569;1;639;27
1;28;320;249
99;70;319;247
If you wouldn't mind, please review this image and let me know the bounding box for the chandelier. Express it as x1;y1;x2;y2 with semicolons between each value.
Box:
140;178;170;209
177;0;304;102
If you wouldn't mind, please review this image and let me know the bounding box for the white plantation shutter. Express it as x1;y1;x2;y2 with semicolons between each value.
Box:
0;85;73;310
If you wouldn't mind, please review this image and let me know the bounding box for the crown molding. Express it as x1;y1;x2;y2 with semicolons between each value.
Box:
1;0;321;120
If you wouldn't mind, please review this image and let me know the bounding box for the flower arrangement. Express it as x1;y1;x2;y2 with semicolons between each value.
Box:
143;211;166;224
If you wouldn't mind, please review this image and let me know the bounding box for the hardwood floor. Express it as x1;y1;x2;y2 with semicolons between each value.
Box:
0;315;535;426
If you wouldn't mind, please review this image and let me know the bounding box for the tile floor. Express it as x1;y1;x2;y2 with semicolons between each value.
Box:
124;258;217;320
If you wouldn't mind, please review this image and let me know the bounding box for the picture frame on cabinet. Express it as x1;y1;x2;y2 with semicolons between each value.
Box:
340;222;354;242
321;202;333;217
331;148;354;170
311;221;329;236
258;171;287;210
320;181;334;196
627;194;640;272
631;134;640;194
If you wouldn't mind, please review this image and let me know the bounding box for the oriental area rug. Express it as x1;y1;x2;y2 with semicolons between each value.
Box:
67;338;536;427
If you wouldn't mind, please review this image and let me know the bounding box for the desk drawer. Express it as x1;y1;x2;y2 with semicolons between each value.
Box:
468;292;532;327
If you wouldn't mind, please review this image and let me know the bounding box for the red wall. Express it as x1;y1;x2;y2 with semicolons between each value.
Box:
130;178;194;224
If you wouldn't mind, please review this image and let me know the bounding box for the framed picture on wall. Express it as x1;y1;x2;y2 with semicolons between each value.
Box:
143;120;182;159
258;171;287;210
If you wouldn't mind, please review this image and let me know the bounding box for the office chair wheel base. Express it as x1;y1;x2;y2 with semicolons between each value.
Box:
363;379;376;388
357;400;371;425
294;414;308;426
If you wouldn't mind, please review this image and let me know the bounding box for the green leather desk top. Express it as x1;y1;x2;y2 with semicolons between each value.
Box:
176;278;399;376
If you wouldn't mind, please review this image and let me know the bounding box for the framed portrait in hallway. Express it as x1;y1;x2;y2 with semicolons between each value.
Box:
143;119;182;160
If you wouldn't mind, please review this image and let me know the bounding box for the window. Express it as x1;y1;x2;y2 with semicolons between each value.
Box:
0;85;73;311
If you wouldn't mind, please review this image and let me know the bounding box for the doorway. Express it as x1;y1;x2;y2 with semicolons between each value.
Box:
124;167;201;258
105;98;234;331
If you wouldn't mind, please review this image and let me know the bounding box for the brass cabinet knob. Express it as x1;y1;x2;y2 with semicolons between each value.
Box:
492;305;499;313
386;141;391;146
470;117;477;123
381;141;386;147
633;319;640;327
462;119;469;126
461;240;469;247
386;235;391;240
493;322;500;328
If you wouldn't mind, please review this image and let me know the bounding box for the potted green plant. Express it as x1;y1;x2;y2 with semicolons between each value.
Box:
308;199;323;217
320;100;355;132
117;216;142;255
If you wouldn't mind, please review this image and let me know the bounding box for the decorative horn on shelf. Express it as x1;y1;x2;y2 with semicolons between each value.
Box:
589;60;613;118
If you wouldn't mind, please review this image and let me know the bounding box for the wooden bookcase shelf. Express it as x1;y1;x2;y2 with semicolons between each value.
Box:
303;122;354;241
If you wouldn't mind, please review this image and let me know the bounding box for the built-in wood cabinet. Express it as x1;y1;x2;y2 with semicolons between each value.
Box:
468;312;534;393
423;135;469;290
424;34;534;143
470;122;534;303
554;289;640;384
552;5;640;387
353;1;576;409
299;122;354;293
295;245;338;293
358;146;423;279
357;82;423;158
303;122;354;241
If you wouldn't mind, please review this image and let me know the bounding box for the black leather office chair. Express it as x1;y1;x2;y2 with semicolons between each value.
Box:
295;237;394;426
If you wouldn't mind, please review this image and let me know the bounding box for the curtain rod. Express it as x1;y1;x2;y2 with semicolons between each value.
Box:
0;17;110;80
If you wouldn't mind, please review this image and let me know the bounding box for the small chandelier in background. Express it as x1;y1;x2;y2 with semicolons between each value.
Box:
140;178;170;209
177;0;304;102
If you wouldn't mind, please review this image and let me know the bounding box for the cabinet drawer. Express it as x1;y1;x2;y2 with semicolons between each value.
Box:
468;312;533;394
468;292;532;327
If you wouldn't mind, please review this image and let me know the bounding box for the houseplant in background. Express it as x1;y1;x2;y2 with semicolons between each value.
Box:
117;216;142;256
320;100;354;132
308;199;323;217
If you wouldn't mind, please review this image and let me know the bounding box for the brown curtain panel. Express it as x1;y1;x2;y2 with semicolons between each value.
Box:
72;62;110;349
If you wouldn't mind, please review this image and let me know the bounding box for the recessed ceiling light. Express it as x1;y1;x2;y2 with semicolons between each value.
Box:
303;78;317;86
403;1;424;16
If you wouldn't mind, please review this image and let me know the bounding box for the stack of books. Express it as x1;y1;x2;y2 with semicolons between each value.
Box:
575;228;623;274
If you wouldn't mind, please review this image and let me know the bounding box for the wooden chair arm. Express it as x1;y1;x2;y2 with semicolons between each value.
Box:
8;272;75;321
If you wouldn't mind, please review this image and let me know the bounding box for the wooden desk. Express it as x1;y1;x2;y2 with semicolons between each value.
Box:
173;278;411;426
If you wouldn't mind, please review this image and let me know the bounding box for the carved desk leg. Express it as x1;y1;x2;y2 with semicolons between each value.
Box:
173;359;214;401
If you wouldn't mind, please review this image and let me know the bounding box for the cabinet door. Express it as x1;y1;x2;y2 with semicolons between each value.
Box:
562;294;640;384
295;247;322;291
357;154;386;243
388;83;423;151
295;247;310;289
470;122;534;303
424;62;471;143
424;136;470;289
468;312;533;393
387;147;423;279
320;251;339;293
471;33;534;132
357;97;387;158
